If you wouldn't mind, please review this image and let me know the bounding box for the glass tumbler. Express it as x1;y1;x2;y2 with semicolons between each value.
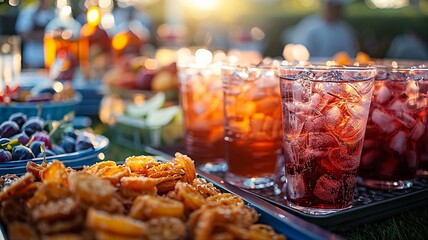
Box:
222;64;283;189
0;35;21;91
178;61;227;173
358;62;428;187
280;64;376;215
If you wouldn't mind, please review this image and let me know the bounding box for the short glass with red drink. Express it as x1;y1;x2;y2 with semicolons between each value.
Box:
178;55;227;173
222;63;283;189
359;63;428;188
280;64;375;214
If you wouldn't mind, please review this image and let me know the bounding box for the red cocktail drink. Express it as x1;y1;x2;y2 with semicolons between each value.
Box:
280;64;375;214
359;64;428;187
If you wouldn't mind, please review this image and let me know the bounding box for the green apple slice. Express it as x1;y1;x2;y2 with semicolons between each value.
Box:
126;91;166;118
146;105;181;128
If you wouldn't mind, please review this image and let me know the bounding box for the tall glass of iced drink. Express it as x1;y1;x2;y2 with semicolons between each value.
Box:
222;63;283;189
177;48;227;172
359;62;428;187
280;64;375;214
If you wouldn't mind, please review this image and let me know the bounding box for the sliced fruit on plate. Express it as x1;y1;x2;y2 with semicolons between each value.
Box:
146;105;181;128
126;92;166;118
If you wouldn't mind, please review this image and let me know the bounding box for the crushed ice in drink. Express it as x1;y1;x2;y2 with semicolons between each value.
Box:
371;108;398;133
308;133;338;150
411;120;425;141
375;85;392;104
287;174;306;199
389;131;407;155
313;175;341;203
328;148;360;171
319;70;342;81
296;70;315;80
325;105;344;127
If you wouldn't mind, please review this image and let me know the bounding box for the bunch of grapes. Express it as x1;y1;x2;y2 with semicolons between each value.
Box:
0;113;94;162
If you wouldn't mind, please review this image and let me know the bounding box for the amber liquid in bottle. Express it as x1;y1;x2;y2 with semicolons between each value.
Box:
44;3;81;81
111;21;147;63
79;7;111;81
44;32;79;81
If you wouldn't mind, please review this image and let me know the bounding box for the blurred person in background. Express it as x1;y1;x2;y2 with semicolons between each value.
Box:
15;0;55;69
283;0;357;59
386;30;428;60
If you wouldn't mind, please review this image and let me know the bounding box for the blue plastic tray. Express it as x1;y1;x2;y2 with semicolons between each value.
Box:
0;134;109;175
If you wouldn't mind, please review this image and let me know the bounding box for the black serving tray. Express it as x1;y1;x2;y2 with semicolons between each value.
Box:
145;146;428;232
244;178;428;232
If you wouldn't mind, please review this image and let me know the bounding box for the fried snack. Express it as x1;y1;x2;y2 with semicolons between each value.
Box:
7;222;39;240
68;172;124;214
81;161;117;175
0;172;35;201
27;182;72;209
26;161;48;180
40;160;69;186
1;199;27;223
94;230;142;240
169;182;206;212
0;154;286;240
206;193;245;208
0;174;20;190
37;212;84;235
31;197;78;221
129;195;184;220
145;217;186;240
124;155;160;175
68;172;116;204
119;176;158;194
222;223;287;240
174;153;196;183
41;233;84;240
86;208;146;237
92;165;131;186
192;178;221;198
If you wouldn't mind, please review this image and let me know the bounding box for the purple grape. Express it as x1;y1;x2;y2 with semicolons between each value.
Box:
37;150;55;158
52;144;66;155
0;149;12;162
75;132;95;151
29;140;45;157
8;113;27;128
63;129;78;139
21;118;44;136
31;131;52;149
10;132;30;145
0;138;10;145
60;136;75;153
12;145;35;160
0;121;20;138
